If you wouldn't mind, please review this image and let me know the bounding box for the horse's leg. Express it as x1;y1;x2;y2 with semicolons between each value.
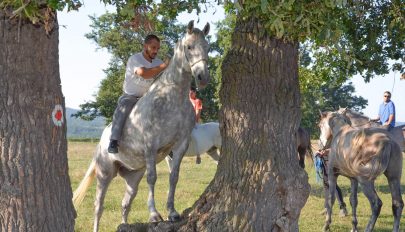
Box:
385;176;403;232
206;146;220;163
167;139;189;221
165;156;173;173
297;147;306;168
360;181;382;232
349;178;359;232
144;147;163;222
384;155;404;232
335;184;348;217
119;167;146;224
94;160;117;232
323;171;337;232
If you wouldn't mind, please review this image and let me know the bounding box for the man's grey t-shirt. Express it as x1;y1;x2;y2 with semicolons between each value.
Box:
123;52;163;96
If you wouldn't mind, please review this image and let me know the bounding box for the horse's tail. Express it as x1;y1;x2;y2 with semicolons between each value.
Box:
72;157;97;208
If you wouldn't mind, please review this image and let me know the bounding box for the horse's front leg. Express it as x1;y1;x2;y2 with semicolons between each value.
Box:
167;139;189;221
323;168;337;232
145;148;163;222
349;178;359;232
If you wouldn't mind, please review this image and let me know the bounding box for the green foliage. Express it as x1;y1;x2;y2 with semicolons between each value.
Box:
0;0;81;25
299;68;367;137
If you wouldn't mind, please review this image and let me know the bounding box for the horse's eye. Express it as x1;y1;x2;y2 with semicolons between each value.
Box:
187;45;192;50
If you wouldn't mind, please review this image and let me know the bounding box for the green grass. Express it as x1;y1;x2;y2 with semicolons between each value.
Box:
69;141;405;232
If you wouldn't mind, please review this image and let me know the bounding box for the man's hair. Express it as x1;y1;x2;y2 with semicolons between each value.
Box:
144;34;160;44
190;86;197;92
384;91;391;96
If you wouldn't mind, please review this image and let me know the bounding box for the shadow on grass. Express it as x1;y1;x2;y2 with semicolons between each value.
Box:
117;208;192;232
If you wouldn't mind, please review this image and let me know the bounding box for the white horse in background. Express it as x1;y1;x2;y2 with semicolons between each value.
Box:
72;21;210;232
165;122;221;172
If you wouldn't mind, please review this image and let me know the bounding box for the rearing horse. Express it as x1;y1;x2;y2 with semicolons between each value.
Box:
72;21;210;232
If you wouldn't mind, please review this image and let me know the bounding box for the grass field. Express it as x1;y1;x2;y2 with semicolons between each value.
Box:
69;141;405;232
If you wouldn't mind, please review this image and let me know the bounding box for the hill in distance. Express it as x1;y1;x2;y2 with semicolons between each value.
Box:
66;107;106;139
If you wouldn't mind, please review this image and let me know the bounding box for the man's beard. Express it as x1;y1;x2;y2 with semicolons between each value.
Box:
146;49;157;60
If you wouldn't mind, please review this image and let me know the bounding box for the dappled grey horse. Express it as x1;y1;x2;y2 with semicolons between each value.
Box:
72;21;210;232
318;111;403;232
337;107;405;151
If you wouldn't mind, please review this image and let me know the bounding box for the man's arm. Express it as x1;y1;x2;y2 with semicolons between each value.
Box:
136;63;168;79
384;114;394;126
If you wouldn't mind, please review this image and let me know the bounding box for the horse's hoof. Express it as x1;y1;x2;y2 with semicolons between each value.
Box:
339;207;348;217
168;212;181;222
320;208;327;215
350;229;358;232
149;212;164;223
322;224;330;232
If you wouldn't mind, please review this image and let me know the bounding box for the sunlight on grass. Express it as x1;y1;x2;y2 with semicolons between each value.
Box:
69;141;405;231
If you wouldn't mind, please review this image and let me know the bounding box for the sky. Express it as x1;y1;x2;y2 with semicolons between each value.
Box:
58;2;405;122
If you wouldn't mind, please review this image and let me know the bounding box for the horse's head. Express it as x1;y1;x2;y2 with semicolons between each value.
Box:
318;111;351;149
318;111;333;149
183;20;210;89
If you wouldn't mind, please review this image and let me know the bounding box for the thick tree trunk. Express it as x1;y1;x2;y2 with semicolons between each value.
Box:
180;17;310;231
0;10;75;231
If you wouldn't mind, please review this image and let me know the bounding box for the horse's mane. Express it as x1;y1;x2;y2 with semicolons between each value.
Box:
337;108;376;128
151;40;183;85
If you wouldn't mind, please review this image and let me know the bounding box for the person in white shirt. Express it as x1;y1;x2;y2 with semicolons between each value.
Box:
108;34;168;153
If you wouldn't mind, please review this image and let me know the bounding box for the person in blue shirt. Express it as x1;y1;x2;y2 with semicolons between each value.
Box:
371;91;396;130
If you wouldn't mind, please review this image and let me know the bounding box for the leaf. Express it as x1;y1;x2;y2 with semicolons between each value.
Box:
260;0;269;13
294;14;303;25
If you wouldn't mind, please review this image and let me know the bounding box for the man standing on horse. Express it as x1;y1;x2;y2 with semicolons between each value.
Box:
371;91;396;130
108;34;169;153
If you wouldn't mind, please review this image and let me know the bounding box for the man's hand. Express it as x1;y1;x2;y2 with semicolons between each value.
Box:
163;54;172;66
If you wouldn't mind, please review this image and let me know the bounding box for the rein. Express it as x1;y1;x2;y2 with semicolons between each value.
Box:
189;58;207;67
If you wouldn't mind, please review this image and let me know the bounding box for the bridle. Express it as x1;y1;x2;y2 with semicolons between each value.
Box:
189;58;208;67
183;43;208;68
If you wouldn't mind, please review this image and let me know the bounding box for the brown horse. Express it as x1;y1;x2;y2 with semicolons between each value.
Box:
318;111;403;232
296;127;313;168
337;107;405;151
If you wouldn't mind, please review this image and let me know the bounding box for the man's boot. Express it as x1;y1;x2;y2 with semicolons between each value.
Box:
108;140;119;153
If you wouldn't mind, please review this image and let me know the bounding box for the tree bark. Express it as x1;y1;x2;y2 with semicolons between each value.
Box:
0;10;75;231
180;17;310;232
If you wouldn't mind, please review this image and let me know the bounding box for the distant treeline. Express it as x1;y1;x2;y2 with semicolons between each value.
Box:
68;138;100;142
66;107;105;139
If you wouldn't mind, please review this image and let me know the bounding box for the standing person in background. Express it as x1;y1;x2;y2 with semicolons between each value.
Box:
108;34;169;154
371;91;396;130
189;86;203;164
189;86;203;123
314;149;348;217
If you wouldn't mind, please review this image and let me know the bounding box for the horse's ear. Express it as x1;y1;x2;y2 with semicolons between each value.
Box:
203;23;210;36
319;110;326;118
187;20;194;34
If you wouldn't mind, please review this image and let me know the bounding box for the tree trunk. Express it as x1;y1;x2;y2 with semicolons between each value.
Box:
180;17;310;231
0;10;75;231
